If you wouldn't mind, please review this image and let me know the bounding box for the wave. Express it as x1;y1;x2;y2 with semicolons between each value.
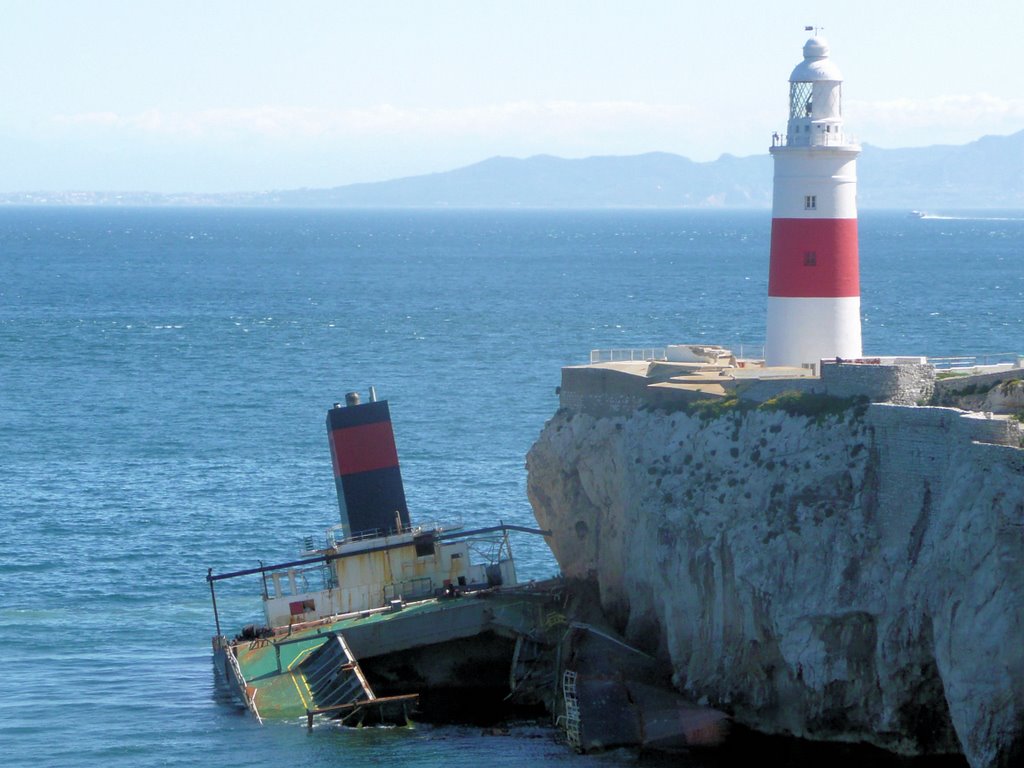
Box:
918;214;1024;221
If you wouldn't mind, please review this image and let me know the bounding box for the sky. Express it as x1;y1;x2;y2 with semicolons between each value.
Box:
1;0;1022;193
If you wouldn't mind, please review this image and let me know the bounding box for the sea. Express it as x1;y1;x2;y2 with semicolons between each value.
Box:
1;207;1020;768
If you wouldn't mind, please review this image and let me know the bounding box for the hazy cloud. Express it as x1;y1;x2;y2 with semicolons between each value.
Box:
52;101;704;142
850;93;1024;132
54;111;122;127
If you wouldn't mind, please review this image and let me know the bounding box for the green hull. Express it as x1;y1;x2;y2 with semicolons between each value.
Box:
213;585;565;724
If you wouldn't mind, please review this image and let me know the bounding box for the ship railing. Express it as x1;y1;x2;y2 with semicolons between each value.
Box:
264;562;334;598
211;523;551;586
384;576;434;602
557;669;582;751
207;523;549;637
464;534;510;572
590;347;666;363
225;644;263;724
206;523;552;630
325;527;384;548
307;525;385;552
322;519;467;550
928;353;1022;370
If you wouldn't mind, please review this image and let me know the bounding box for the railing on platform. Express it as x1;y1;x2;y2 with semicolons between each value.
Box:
589;343;766;364
590;347;666;363
928;353;1022;370
587;348;1021;369
779;132;859;148
735;343;765;360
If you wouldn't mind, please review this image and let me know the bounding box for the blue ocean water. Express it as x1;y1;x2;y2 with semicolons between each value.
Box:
0;207;1020;768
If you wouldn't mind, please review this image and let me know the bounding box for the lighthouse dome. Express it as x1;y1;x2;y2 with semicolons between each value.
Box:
803;37;829;58
789;36;844;83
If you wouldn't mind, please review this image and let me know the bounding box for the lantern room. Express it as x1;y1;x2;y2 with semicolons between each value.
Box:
786;37;846;147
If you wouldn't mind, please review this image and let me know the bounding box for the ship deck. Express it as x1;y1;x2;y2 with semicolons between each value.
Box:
219;584;563;721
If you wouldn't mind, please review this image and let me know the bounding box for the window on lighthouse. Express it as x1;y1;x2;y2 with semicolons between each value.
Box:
804;251;817;266
789;82;813;120
804;195;817;210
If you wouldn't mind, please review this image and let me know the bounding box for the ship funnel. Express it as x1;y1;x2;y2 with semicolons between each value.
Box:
326;397;411;539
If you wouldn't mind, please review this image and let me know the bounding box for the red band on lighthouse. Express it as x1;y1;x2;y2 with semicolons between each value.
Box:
768;218;859;297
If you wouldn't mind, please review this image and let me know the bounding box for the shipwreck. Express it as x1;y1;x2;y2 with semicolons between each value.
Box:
206;389;725;751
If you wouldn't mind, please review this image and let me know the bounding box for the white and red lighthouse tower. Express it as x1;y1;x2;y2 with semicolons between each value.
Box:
765;36;861;368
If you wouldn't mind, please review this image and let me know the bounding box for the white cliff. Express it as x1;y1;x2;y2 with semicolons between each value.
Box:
527;388;1024;767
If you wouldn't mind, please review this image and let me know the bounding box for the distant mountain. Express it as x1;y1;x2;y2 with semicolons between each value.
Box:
3;130;1022;209
264;130;1024;210
266;152;773;209
857;130;1024;209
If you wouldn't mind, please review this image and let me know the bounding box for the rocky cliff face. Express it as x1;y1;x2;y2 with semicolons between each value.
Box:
527;397;1024;767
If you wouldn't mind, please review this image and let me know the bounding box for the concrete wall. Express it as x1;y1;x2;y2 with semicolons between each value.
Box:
934;368;1024;400
559;363;720;417
562;361;939;416
559;365;652;418
736;363;935;406
821;361;935;405
955;410;1024;447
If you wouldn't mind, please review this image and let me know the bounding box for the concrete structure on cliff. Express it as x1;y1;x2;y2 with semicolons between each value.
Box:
531;353;1024;768
527;33;1024;768
767;35;861;368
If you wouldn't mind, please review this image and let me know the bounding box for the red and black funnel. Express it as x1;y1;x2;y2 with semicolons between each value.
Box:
326;392;411;538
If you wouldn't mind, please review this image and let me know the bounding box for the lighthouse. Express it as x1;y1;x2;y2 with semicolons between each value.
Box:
765;35;861;368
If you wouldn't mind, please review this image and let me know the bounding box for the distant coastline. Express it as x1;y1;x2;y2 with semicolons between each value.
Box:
2;128;1022;210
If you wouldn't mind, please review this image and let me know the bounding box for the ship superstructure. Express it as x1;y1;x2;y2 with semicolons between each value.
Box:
207;391;552;726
